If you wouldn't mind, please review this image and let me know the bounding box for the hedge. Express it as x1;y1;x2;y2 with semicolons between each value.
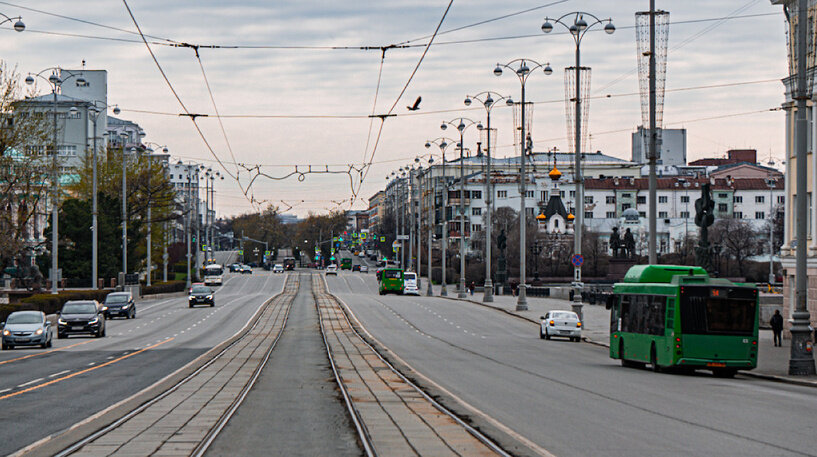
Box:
12;289;110;320
143;280;186;296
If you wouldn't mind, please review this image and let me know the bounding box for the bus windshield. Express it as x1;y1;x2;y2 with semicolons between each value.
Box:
205;266;223;276
383;269;402;279
681;292;756;336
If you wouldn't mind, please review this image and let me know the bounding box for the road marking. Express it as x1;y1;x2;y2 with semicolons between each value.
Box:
0;339;174;402
0;340;95;367
17;378;45;388
87;362;96;366
48;370;71;378
0;388;10;394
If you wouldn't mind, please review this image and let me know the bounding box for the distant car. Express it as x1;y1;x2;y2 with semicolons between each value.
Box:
540;311;582;342
403;271;419;295
358;252;366;258
58;300;106;339
240;265;253;274
189;284;215;307
352;264;361;272
272;264;284;273
2;311;52;349
360;265;369;273
229;263;241;272
325;265;338;276
104;292;136;319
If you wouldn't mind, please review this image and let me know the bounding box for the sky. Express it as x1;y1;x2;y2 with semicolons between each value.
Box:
0;0;790;217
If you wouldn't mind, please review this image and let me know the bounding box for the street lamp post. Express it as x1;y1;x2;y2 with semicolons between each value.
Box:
26;67;85;294
142;142;168;286
426;138;456;296
542;11;615;319
441;118;482;298
424;157;436;296
766;175;777;284
465;91;512;302
494;59;552;310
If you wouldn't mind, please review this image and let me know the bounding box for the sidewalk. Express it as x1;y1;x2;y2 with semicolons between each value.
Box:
428;284;817;387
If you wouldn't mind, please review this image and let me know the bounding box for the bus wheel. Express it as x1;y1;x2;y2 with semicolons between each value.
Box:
650;345;661;373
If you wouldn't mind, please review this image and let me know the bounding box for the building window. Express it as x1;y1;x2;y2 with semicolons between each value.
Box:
471;207;482;216
637;196;646;204
734;212;743;219
718;203;728;212
497;190;507;199
472;224;482;232
606;211;616;218
778;195;785;204
560;191;565;198
526;208;535;216
471;190;482;199
681;195;690;203
569;190;576;198
526;190;534;198
541;191;549;201
639;211;646;218
755;195;765;203
622;203;632;211
756;211;765;219
733;195;743;203
680;211;690;218
659;211;668;218
585;211;594;219
606;196;616;204
584;196;593;204
658;196;668;203
622;193;632;198
718;193;728;199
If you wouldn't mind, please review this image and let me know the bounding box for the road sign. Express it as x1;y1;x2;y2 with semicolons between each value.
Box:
265;250;270;256
380;236;386;242
396;235;409;240
571;254;584;268
333;236;338;242
238;250;243;255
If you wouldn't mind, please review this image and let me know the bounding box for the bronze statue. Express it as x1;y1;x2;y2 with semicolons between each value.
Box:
610;226;621;258
623;228;635;259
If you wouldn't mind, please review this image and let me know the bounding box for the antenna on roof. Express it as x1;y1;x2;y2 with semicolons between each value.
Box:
81;59;86;69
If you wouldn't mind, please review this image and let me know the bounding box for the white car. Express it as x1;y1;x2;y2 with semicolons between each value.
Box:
272;264;284;273
360;265;369;273
325;264;338;276
358;252;366;258
403;271;420;295
540;310;582;342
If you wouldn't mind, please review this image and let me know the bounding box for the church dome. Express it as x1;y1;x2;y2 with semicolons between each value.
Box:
548;166;562;180
567;213;574;221
622;207;640;221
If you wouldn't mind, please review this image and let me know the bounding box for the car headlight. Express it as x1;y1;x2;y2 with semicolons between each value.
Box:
88;317;99;325
120;303;130;309
206;295;213;300
58;318;67;325
2;329;9;336
35;328;43;335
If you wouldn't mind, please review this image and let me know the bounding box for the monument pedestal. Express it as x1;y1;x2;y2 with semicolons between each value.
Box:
607;258;637;281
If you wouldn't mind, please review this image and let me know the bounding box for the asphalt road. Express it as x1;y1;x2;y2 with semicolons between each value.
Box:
325;270;817;457
0;269;284;456
205;273;361;457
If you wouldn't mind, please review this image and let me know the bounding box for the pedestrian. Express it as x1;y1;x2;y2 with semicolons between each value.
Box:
770;309;784;347
469;281;475;296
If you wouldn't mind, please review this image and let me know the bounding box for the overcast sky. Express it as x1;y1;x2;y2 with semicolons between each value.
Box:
0;0;789;217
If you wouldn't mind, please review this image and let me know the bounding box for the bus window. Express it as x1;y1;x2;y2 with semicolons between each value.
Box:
620;295;666;336
681;294;755;336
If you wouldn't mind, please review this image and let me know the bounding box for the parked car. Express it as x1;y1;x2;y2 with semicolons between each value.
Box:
240;265;253;274
325;264;338;276
360;265;369;273
189;284;215;307
58;300;106;339
272;264;284;273
103;292;136;319
2;311;52;349
539;310;582;342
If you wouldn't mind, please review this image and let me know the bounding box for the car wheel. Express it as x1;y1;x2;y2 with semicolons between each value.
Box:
131;309;136;319
539;328;545;339
189;303;194;308
57;333;65;339
210;302;215;307
46;337;53;348
1;343;7;350
545;329;551;340
5;344;13;350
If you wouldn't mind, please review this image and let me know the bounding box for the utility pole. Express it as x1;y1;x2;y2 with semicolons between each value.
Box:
648;0;658;264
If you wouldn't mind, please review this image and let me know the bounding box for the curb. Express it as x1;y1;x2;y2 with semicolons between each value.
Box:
740;371;817;388
13;279;291;457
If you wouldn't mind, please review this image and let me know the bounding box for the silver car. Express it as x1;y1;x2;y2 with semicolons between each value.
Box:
2;311;53;349
540;310;582;342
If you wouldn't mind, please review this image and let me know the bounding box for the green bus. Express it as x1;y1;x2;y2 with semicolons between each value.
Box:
608;265;758;378
340;258;353;270
379;268;404;295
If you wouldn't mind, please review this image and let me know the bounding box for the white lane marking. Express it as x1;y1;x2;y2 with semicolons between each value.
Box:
87;362;96;366
0;388;10;394
18;377;45;388
107;356;114;360
49;370;71;378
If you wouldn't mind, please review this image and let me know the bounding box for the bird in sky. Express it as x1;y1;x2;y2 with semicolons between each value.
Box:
407;96;421;111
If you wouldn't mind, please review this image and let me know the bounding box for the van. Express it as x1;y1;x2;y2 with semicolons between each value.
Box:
403;272;419;295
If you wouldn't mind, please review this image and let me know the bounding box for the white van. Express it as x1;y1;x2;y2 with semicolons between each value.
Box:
403;272;419;295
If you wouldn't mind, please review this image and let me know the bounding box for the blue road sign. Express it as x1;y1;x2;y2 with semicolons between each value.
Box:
571;254;584;268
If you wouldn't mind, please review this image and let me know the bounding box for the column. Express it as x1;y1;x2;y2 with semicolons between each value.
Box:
783;104;793;254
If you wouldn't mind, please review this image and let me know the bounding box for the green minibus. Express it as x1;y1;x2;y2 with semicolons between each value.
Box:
609;265;759;378
379;268;404;295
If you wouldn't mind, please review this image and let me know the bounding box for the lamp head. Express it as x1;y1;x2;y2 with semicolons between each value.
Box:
48;73;61;86
576;16;588;31
24;75;33;85
76;76;86;85
440;122;447;130
516;62;530;76
414;157;420;163
477;122;483;130
89;106;100;115
506;97;514;106
162;147;169;153
69;106;78;116
457;121;465;132
541;19;553;34
113;106;121;115
604;21;615;34
464;97;472;106
428;157;434;164
569;24;578;35
544;63;553;75
493;65;503;76
13;20;24;32
424;142;431;148
440;141;448;149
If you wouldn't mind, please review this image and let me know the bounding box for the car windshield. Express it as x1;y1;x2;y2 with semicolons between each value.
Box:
383;270;402;279
192;286;211;294
404;273;416;280
552;312;577;320
62;302;97;314
106;294;129;304
6;313;42;324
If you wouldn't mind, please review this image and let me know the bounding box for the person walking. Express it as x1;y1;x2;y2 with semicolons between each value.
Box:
770;309;784;347
469;281;475;296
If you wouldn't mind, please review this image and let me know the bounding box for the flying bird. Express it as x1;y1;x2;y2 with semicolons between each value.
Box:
407;96;422;111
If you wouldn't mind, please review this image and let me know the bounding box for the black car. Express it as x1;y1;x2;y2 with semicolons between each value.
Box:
103;292;136;319
229;263;241;272
58;300;106;338
352;264;361;272
189;285;215;307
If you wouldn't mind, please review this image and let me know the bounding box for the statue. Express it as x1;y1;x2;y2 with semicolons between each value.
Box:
623;228;636;259
694;183;716;274
496;228;507;287
610;227;622;258
497;229;507;251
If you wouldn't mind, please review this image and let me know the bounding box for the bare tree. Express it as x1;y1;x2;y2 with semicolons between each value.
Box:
711;218;759;278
